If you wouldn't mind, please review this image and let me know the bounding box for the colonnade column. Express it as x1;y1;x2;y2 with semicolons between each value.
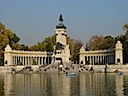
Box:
10;55;57;67
80;55;85;64
82;55;115;65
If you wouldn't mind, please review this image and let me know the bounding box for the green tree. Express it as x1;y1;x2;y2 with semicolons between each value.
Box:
123;23;128;32
29;35;56;51
66;36;74;55
102;36;115;49
114;23;128;63
45;36;56;52
71;40;83;63
20;44;29;51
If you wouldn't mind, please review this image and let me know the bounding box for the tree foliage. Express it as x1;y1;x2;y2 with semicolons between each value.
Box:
29;35;56;51
123;23;128;32
29;34;83;62
102;36;115;49
0;22;21;65
86;35;115;50
71;40;83;63
66;36;74;55
86;35;105;50
1;22;128;64
85;23;128;64
114;23;128;63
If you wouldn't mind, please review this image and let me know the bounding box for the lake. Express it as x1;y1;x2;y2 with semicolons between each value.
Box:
0;73;127;96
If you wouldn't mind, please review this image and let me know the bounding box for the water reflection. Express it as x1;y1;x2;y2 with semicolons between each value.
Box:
0;73;127;96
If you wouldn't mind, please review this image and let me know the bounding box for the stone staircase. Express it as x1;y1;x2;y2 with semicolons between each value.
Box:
15;62;89;73
16;66;33;73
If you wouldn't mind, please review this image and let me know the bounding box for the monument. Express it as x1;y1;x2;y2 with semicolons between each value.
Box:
53;14;71;64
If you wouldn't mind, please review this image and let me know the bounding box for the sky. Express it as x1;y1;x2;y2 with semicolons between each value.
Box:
0;0;128;47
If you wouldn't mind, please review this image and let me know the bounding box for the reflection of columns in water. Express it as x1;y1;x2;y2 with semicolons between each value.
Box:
116;75;124;96
79;74;86;96
89;73;94;95
61;74;70;95
4;74;15;96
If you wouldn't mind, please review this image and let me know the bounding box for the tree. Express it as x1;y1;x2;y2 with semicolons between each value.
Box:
20;44;29;51
123;23;128;33
0;22;20;65
71;40;83;63
29;35;56;51
114;23;128;63
66;36;74;55
45;36;55;52
102;36;115;49
0;33;9;50
0;22;5;33
29;34;83;62
86;35;105;50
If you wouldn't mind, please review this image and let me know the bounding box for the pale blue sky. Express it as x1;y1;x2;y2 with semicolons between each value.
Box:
0;0;128;46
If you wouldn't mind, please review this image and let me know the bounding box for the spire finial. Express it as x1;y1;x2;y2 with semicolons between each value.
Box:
56;14;66;29
59;14;63;22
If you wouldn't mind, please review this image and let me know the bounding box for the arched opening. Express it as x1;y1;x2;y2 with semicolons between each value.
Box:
56;58;63;64
117;58;120;63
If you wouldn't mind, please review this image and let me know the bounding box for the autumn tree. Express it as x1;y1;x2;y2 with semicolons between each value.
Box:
86;35;105;50
30;34;83;62
0;22;20;65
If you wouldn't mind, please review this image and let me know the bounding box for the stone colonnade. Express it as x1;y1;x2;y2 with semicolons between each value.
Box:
4;45;53;66
79;41;123;65
84;53;114;65
80;49;114;65
12;55;52;66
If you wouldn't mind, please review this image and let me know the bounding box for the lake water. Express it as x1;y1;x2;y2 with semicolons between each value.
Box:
0;73;128;96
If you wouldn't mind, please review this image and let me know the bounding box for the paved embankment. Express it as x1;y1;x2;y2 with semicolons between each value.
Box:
0;64;128;73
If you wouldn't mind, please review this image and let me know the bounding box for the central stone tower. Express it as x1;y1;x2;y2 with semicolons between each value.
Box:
56;14;67;45
53;14;71;64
